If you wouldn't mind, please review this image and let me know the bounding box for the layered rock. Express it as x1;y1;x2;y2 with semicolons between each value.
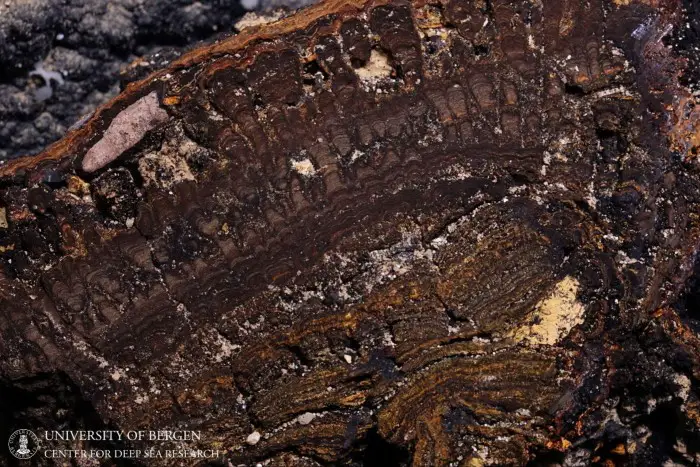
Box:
1;0;700;464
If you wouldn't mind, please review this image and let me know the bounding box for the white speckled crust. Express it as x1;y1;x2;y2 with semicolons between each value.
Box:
81;91;169;173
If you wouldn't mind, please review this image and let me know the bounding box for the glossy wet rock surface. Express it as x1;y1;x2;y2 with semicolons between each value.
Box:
1;0;700;465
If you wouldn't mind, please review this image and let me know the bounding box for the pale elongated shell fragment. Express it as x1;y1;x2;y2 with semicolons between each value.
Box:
81;91;169;173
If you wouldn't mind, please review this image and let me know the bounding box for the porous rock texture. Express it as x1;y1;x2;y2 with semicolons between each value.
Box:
1;0;700;465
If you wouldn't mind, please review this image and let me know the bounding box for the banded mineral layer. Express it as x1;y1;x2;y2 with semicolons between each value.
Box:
1;0;700;465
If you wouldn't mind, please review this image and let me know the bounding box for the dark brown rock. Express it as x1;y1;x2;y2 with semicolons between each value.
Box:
1;0;700;465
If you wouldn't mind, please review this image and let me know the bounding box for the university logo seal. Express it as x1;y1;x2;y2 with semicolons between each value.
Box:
8;429;39;459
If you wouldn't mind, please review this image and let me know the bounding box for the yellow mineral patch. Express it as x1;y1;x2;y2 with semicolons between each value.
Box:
355;49;393;83
138;140;196;189
67;175;90;196
512;276;585;345
291;158;317;177
162;95;181;106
